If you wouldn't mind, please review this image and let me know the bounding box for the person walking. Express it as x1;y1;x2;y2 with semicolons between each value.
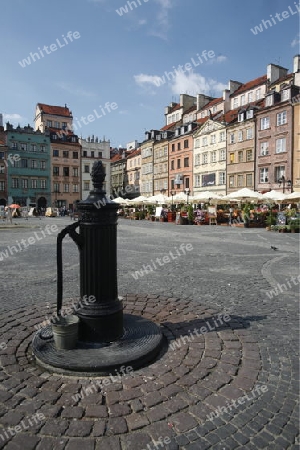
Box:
6;207;12;225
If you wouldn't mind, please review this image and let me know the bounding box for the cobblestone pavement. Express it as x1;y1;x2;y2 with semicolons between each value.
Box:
0;217;299;449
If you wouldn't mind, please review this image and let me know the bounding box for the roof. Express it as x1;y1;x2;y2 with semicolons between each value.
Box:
269;73;294;87
160;121;181;131
127;148;141;158
111;154;122;162
199;97;223;111
168;103;181;113
37;103;72;118
230;75;267;97
183;105;197;115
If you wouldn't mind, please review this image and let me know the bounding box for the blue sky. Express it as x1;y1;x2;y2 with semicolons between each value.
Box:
1;0;299;148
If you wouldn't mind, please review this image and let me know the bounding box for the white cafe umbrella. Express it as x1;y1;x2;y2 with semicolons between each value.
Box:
192;191;223;201
144;194;169;204
261;190;287;203
172;192;189;202
127;195;148;204
112;197;129;205
226;188;263;202
284;191;300;202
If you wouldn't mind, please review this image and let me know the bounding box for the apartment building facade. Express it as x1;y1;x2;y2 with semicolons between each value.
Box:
126;148;141;198
0;119;8;206
80;136;110;200
5;124;51;208
34;103;81;209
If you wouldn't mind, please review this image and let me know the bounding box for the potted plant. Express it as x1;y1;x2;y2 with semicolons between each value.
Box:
265;212;276;230
242;203;251;228
187;204;194;225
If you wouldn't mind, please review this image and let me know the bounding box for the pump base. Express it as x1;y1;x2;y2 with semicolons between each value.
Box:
32;314;164;376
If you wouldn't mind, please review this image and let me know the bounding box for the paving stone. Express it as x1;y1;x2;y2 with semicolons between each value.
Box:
95;436;121;450
36;436;69;450
65;439;95;450
106;417;128;435
40;419;69;436
85;405;108;418
5;434;40;450
126;413;150;431
65;420;93;437
61;406;84;419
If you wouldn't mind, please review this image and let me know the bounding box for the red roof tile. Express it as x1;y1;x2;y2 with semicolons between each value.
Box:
183;105;197;115
168;103;181;113
37;103;72;118
160;121;181;131
269;73;294;87
230;75;267;97
127;148;141;158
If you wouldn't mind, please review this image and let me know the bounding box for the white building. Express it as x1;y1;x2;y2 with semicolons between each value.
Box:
79;136;111;200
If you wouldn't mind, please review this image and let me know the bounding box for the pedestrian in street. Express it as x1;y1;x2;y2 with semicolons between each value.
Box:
6;207;12;225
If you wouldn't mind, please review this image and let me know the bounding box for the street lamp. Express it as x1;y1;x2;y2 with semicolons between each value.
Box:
278;176;292;193
184;188;190;204
170;189;176;211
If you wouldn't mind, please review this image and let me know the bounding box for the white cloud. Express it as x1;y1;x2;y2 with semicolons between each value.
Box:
207;55;228;65
291;33;300;48
3;114;23;121
171;71;227;96
149;0;174;40
134;73;163;87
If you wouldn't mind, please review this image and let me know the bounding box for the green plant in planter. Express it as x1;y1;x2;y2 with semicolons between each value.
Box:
242;203;251;226
265;212;276;227
146;205;154;216
139;211;145;220
188;204;194;224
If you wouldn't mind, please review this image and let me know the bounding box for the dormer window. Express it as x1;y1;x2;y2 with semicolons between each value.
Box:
281;89;289;101
265;95;273;107
175;128;180;136
238;112;244;122
246;110;254;119
181;126;185;134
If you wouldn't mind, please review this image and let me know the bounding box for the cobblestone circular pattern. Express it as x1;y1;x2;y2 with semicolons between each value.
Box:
0;294;262;449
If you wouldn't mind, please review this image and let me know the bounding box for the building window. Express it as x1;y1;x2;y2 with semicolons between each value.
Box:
170;160;174;170
31;179;38;189
238;131;243;142
230;153;234;164
21;159;28;168
73;152;78;159
21;143;27;151
219;131;225;142
12;178;19;188
219;172;225;185
184;139;189;148
274;166;285;182
195;174;201;187
202;137;207;146
21;179;28;189
11;142;18;149
63;183;69;192
241;94;246;106
31;144;37;152
40;145;46;152
281;90;289;101
46;120;52;127
195;138;200;148
256;88;261;100
177;143;181;151
31;160;38;169
40;161;46;169
63;151;69;158
177;159;181;169
229;176;234;187
98;151;102;158
260;168;269;183
185;178;189;189
246;174;253;186
84;165;89;173
237;174;244;187
73;184;79;193
276;138;286;153
184;157;189;167
73;167;79;177
0;152;4;160
246;110;254;119
63;167;69;176
0;165;4;174
238;151;243;162
260;117;270;130
246;150;253;161
211;151;217;163
233;98;239;108
53;149;59;157
62;122;67;129
53;183;60;192
172;144;175;152
211;134;216;144
83;151;87;157
54;121;60;128
219;149;226;161
40;179;46;189
53;167;59;176
195;154;201;165
171;180;175;189
229;133;235;144
248;92;253;103
260;142;269;156
246;128;253;139
277;111;287;126
203;153;208;164
91;151;94;158
0;181;5;191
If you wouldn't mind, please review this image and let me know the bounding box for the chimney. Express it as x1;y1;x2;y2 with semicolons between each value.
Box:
293;55;300;73
267;63;288;84
197;94;212;111
228;80;243;94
